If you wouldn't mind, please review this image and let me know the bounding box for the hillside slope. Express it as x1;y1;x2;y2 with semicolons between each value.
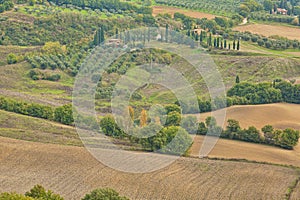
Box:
0;136;299;200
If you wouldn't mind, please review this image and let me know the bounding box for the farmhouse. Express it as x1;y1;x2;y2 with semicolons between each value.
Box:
276;8;288;15
106;39;122;46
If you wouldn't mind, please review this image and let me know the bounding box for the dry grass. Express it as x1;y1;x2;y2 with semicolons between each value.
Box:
233;23;300;40
188;103;300;167
291;181;300;200
199;103;300;130
0;110;81;146
0;136;298;200
152;5;216;19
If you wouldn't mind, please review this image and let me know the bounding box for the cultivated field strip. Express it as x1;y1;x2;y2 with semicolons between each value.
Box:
233;24;300;41
0;137;298;200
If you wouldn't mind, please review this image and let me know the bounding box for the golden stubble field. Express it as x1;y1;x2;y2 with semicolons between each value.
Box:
233;23;300;40
199;103;300;130
152;5;216;19
0;136;299;200
188;103;300;167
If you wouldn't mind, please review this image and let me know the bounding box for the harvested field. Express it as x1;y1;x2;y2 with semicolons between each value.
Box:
199;103;300;130
233;23;300;40
152;6;216;19
0;136;299;200
189;135;300;167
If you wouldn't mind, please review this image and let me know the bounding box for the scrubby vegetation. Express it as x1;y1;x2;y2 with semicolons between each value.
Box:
0;185;63;200
0;185;129;200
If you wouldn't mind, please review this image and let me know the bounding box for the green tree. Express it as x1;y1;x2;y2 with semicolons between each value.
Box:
208;33;212;46
157;126;192;155
235;75;240;84
237;40;240;50
199;31;203;42
54;104;74;125
100;115;124;138
263;0;273;11
82;188;129;200
165;24;169;42
275;128;300;149
197;122;208;135
25;185;63;200
7;53;17;64
242;126;261;143
233;40;236;50
181;116;197;134
262;125;275;144
0;193;34;200
165;104;181;114
165;111;181;126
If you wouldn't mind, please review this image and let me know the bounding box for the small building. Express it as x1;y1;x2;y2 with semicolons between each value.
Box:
106;39;122;47
277;8;288;15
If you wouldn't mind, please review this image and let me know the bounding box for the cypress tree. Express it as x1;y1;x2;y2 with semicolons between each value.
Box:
100;27;105;44
93;29;99;46
115;28;119;39
233;40;236;50
224;39;227;49
148;27;151;42
165;24;169;42
208;33;212;46
237;40;240;50
200;31;203;42
235;75;240;84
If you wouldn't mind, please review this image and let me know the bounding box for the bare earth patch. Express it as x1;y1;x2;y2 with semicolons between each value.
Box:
233;23;300;40
0;137;298;200
152;5;216;19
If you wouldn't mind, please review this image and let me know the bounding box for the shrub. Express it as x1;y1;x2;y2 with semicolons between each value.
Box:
7;53;17;64
82;188;129;200
25;185;63;200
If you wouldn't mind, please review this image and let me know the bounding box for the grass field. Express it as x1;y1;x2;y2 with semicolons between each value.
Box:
0;110;81;146
0;136;299;200
0;62;73;106
233;23;300;40
152;5;217;19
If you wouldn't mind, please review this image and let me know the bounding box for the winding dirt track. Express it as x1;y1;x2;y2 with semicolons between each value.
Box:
0;137;299;200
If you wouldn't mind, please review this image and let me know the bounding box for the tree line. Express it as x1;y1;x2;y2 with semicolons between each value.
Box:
0;0;13;13
0;97;74;125
197;117;299;150
228;79;300;104
49;0;152;15
100;105;299;152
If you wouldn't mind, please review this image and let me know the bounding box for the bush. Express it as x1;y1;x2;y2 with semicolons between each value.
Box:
100;115;125;138
25;185;63;200
7;53;17;64
0;193;34;200
82;188;129;200
54;104;74;125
